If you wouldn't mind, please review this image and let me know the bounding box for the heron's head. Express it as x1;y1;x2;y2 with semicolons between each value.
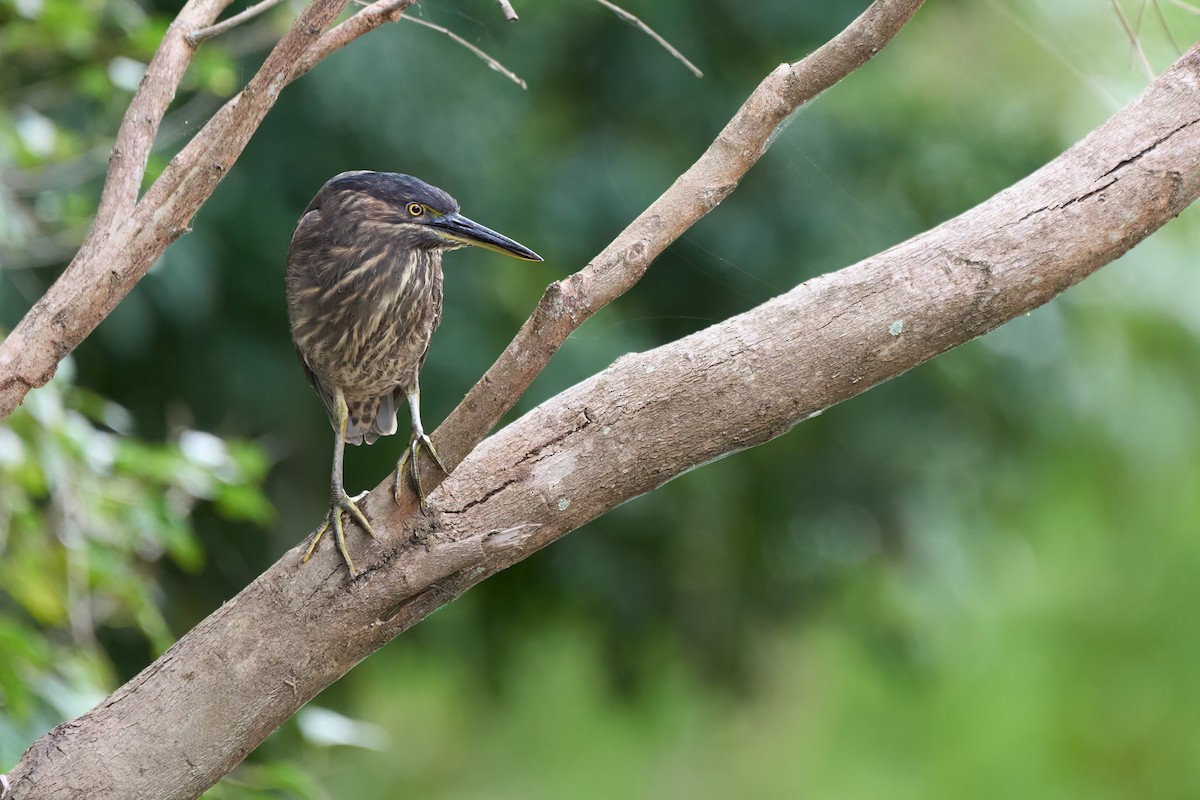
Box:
312;171;543;262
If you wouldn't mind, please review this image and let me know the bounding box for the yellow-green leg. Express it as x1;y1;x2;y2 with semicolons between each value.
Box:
303;389;377;577
393;385;448;510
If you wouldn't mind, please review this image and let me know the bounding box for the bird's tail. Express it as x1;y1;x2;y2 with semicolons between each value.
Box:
344;391;400;446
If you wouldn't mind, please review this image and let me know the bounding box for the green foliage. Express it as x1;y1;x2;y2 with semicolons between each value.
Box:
202;761;326;800
0;355;272;764
0;0;238;273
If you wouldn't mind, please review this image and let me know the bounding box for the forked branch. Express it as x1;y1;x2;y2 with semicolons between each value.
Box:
82;0;233;258
0;0;419;418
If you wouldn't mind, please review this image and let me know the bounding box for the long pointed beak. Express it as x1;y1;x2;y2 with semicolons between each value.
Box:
431;212;543;262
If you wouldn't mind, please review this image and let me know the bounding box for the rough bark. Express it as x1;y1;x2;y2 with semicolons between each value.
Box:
6;33;1200;800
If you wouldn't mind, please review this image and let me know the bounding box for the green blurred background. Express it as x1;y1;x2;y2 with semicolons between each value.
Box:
4;0;1200;797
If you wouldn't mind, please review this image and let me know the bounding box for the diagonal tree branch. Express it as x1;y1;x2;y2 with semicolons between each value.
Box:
81;0;234;259
403;0;927;513
0;0;419;420
9;15;1200;800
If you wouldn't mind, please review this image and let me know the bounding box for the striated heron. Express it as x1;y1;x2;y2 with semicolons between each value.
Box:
286;171;542;576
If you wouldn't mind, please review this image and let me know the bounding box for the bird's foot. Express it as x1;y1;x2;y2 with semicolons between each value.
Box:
302;491;378;577
393;433;448;510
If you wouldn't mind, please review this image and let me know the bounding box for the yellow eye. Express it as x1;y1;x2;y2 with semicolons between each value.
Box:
407;203;424;217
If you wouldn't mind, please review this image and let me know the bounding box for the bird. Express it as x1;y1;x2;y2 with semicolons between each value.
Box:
285;171;543;576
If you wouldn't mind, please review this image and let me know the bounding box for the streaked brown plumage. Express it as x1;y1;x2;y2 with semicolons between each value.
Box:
286;171;542;576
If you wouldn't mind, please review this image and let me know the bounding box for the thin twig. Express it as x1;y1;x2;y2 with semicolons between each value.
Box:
1151;0;1182;52
591;0;702;78
349;0;522;86
496;0;518;21
189;0;286;45
404;15;527;89
1110;0;1155;79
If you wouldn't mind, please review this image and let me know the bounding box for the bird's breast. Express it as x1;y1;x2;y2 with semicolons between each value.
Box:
287;242;444;395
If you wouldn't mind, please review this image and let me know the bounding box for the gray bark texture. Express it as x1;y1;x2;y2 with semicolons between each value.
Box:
6;8;1200;800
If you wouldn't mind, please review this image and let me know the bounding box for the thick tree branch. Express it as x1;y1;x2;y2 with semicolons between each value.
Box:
7;25;1200;800
0;0;418;419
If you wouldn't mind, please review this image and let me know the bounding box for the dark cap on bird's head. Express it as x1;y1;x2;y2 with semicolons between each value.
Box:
310;170;543;262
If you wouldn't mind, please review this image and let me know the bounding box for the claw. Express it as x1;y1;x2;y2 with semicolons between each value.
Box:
393;433;448;510
302;492;377;577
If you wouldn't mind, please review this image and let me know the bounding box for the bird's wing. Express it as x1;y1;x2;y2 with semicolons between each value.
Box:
295;347;339;432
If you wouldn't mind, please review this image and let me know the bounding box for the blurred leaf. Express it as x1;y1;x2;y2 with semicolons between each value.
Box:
214;482;276;525
0;353;272;762
296;706;388;751
190;49;238;97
